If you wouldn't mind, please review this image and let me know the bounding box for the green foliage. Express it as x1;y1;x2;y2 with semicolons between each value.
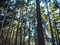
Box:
0;0;60;45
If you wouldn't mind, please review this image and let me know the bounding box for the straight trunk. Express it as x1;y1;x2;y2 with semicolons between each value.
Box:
45;0;55;45
20;26;22;45
20;8;23;45
23;29;25;45
36;0;45;45
14;19;19;45
28;28;30;45
5;25;10;45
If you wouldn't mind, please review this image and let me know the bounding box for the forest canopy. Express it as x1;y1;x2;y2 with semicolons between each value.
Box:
0;0;60;45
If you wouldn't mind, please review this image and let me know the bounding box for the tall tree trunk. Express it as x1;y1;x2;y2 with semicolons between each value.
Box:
5;24;10;45
45;0;55;45
36;0;45;45
59;6;60;45
9;17;14;45
23;28;25;45
0;1;10;44
23;21;26;45
20;8;23;45
54;19;59;45
20;23;22;45
28;26;30;45
14;19;19;45
34;2;37;45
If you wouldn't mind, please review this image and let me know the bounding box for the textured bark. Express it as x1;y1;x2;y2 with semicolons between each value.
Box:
36;0;45;45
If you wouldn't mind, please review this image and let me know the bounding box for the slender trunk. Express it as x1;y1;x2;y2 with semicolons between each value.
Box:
58;7;60;45
0;0;10;35
34;26;37;45
58;39;60;45
45;0;55;45
19;1;24;44
0;1;10;44
36;0;45;45
54;18;59;45
0;14;6;43
14;19;19;45
28;27;30;45
34;2;37;45
23;23;26;45
20;8;23;45
5;25;10;45
23;29;25;45
20;26;22;45
9;17;13;45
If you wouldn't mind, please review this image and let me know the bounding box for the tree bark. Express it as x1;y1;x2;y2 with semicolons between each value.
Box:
36;0;45;45
45;0;55;45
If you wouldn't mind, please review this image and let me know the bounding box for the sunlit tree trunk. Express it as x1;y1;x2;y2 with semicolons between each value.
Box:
45;0;55;45
53;19;59;45
58;9;60;45
14;19;19;45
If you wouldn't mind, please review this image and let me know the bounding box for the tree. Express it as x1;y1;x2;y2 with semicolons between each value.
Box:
36;0;45;45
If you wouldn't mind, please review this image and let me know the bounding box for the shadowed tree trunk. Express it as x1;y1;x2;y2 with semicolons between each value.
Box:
20;26;22;45
20;8;23;45
28;28;30;45
0;1;10;44
36;0;45;45
5;25;11;45
23;27;25;45
22;17;25;44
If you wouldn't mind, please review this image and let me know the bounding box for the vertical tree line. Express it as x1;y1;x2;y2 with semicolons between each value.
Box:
0;0;60;45
36;0;45;45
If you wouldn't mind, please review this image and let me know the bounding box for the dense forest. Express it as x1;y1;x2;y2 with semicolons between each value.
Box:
0;0;60;45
